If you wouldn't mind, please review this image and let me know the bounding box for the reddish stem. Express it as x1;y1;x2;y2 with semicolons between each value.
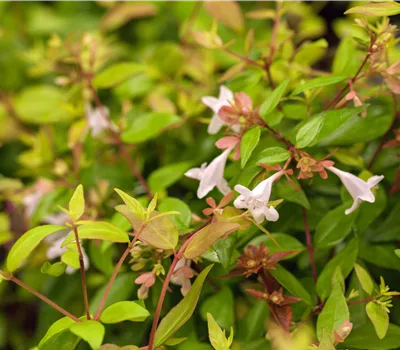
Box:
94;227;144;320
0;270;80;322
302;208;318;287
147;220;211;350
72;225;91;320
348;296;375;306
323;52;371;111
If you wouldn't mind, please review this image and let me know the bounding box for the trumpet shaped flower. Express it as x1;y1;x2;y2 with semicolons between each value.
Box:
327;166;384;215
202;86;240;134
185;146;234;198
234;170;284;224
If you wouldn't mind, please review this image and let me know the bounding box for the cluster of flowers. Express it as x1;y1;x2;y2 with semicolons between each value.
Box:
185;86;384;223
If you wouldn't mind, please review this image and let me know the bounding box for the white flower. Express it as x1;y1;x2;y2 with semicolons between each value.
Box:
85;104;111;137
45;230;89;275
234;170;284;224
327;166;384;215
185;146;233;198
202;86;240;134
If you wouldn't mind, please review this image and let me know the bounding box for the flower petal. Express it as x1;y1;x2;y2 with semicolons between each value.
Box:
264;206;279;222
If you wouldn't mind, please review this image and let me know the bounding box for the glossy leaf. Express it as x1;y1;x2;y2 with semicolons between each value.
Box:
148;162;192;193
207;313;233;350
114;189;146;220
317;282;349;340
69;184;85;221
314;202;358;248
184;222;240;260
7;225;65;272
345;2;400;16
70;320;105;350
100;301;150;324
296;115;324;148
354;264;373;295
270;264;313;305
154;264;213;347
317;238;358;300
93;62;144;88
61;222;129;247
38;316;76;348
256;147;290;165
158;197;191;231
260;80;289;117
41;261;67;277
241;126;261;168
366;302;389;339
121;112;179;144
292;76;347;95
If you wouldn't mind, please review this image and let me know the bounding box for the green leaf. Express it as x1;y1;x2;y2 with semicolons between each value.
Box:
154;264;213;347
256;147;290;165
318;332;336;350
41;261;67;277
93;62;144;89
70;320;105;350
38;316;76;348
317;238;358;300
296;115;324;148
158;197;191;231
114;189;146;220
14;85;74;124
237;301;269;341
6;225;65;272
212;234;237;268
148;162;192;193
61;251;80;269
260;80;289;117
275;179;310;209
207;313;233;350
121;112;179;144
184;222;240;260
241;126;261;168
358;242;400;271
248;233;305;259
366;302;389;339
69;184;85;222
395;249;400;258
345;2;400;16
90;273;136;314
116;206;179;250
343;322;400;349
200;287;235;330
100;301;150;324
317;282;349;340
314;202;358;248
354;264;373;295
270;264;313;305
332;37;358;77
292;76;347;95
318;109;392;146
61;222;129;247
372;201;400;242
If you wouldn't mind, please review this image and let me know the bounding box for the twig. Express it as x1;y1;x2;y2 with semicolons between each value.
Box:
94;226;145;320
147;221;211;350
72;225;90;320
348;296;375;306
0;270;80;322
302;208;318;288
222;47;265;69
81;68;153;200
323;52;371;111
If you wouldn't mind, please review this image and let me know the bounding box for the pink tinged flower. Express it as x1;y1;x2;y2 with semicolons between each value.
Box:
233;170;284;224
85;104;111;137
135;272;156;300
202;86;240;134
170;258;195;296
327;166;384;215
185;145;235;199
23;178;54;218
